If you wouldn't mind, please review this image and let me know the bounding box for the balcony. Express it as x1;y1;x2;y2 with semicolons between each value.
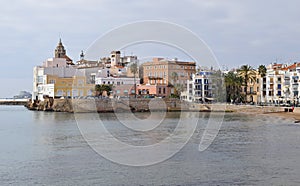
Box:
247;91;257;95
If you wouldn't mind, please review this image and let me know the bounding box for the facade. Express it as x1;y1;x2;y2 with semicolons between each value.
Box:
109;51;137;67
181;71;213;102
32;65;78;100
43;75;94;98
242;70;260;103
136;84;171;98
32;39;95;101
95;75;140;98
260;63;300;105
36;75;94;99
142;58;196;86
76;51;102;68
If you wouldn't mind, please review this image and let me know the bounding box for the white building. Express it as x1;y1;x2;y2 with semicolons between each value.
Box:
95;76;140;86
181;71;213;102
95;70;140;98
261;63;300;105
33;39;77;101
110;51;137;67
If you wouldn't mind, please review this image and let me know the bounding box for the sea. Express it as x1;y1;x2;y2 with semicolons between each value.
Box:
1;105;300;185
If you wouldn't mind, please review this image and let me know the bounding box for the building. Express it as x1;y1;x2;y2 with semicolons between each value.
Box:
136;84;171;98
241;70;260;103
54;38;74;65
141;58;196;97
32;39;94;101
181;71;213;102
109;51;137;67
38;74;94;98
142;58;196;86
260;63;300;105
95;69;140;97
76;50;103;68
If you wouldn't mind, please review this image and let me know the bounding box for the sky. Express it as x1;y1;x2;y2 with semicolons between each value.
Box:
1;0;300;97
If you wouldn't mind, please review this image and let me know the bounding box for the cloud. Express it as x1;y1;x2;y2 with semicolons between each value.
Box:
0;0;300;96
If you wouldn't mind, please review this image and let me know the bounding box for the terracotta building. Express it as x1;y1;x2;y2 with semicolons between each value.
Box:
142;58;196;86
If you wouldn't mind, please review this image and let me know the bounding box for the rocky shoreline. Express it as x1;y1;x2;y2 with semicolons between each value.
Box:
25;97;289;115
25;98;216;113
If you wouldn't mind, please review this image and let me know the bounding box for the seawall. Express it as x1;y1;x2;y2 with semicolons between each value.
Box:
25;98;286;113
25;98;212;113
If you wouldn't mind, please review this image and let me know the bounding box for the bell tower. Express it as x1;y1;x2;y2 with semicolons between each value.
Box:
54;38;66;58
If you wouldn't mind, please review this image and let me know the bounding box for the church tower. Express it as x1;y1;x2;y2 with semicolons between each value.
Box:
54;38;66;58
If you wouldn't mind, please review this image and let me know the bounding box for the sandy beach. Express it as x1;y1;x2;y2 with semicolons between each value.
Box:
263;111;300;123
223;104;300;123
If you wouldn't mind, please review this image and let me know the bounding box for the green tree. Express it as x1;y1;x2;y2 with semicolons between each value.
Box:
225;71;244;103
95;84;112;97
170;72;180;98
237;65;256;94
258;65;267;77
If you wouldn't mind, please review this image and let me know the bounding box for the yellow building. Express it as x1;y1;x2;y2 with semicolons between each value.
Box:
241;71;260;103
45;75;95;98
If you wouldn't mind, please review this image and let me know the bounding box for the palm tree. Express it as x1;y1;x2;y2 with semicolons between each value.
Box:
258;65;267;77
225;71;244;103
237;65;256;95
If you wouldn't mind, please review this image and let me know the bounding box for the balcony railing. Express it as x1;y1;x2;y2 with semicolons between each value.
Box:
246;91;257;95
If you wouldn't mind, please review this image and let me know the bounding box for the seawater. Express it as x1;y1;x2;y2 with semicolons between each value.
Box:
0;105;300;185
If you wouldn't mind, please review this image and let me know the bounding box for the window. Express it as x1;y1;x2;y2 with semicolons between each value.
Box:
78;79;84;86
250;87;254;93
124;90;128;96
158;88;161;94
278;91;281;96
49;79;56;84
278;84;281;89
37;76;43;83
278;77;281;82
163;88;166;94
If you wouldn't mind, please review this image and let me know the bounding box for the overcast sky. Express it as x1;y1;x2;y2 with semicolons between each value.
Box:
1;0;300;97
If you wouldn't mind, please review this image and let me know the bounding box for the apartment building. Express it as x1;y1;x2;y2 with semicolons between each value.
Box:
260;63;300;105
181;71;213;102
142;58;196;86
